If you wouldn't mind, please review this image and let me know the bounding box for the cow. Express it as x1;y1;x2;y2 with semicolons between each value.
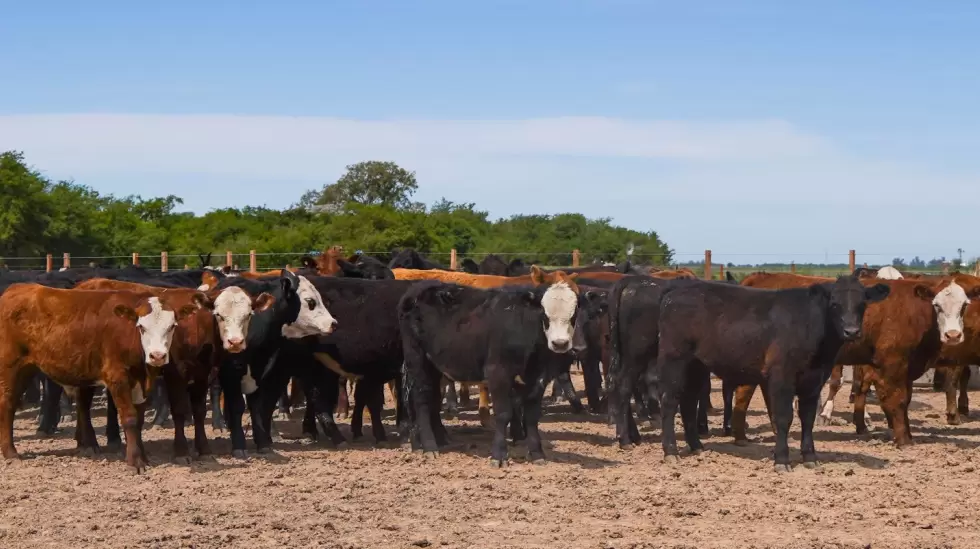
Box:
0;284;209;473
210;271;337;458
388;249;450;271
398;271;590;466
727;272;979;447
656;275;890;471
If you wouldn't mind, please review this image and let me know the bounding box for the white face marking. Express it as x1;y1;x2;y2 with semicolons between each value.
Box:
213;286;253;352
540;282;578;353
876;266;904;280
136;297;178;367
933;282;969;344
281;276;338;339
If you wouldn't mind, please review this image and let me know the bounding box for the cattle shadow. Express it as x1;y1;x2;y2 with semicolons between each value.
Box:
702;441;890;469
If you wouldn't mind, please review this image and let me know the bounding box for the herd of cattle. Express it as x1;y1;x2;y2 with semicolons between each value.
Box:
2;246;979;474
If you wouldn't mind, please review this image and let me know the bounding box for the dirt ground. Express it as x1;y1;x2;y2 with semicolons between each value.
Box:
2;374;980;549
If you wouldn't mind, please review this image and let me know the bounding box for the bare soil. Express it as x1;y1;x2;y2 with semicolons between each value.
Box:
2;375;980;549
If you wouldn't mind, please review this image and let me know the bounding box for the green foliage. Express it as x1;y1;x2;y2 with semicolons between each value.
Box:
0;152;673;267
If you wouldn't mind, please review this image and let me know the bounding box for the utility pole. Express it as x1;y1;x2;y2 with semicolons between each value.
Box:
958;248;965;263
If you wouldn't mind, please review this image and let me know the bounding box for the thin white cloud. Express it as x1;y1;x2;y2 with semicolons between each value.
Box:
0;114;829;180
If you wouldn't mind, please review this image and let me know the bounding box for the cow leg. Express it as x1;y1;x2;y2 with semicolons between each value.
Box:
849;367;861;403
336;380;350;420
105;391;122;452
487;371;515;467
302;395;317;441
458;382;471;407
105;378;149;474
209;380;225;431
441;377;459;420
188;376;212;458
219;370;248;459
722;378;735;436
351;379;368;440
852;365;874;434
944;366;965;425
523;377;547;464
246;391;271;453
767;375;795;472
817;363;844;425
611;361;639;449
958;366;971;419
478;384;492;430
366;381;387;444
933;368;946;392
581;350;603;413
162;366;192;464
873;365;912;447
37;376;64;435
731;384;757;445
151;380;170;427
308;373;347;447
797;386;821;468
679;366;706;454
696;372;711;436
74;386;99;456
555;371;584;413
658;359;685;463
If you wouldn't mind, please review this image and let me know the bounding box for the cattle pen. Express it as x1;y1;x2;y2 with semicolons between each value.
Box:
2;248;980;549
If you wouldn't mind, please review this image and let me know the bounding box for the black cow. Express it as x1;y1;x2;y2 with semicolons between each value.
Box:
250;276;419;451
399;273;591;466
655;275;889;471
460;258;481;274
388;249;449;271
344;253;395;280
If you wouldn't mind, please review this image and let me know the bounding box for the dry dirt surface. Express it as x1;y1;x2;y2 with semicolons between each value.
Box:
2;375;980;549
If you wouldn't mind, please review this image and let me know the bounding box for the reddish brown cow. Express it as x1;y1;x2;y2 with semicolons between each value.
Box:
0;284;209;472
730;272;979;447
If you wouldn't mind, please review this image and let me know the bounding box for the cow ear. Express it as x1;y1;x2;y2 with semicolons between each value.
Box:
193;292;214;311
253;292;276;312
435;288;456;304
966;286;980;300
913;284;937;301
199;271;218;291
568;273;580;281
529;265;542;283
114;304;139;322
808;283;831;298
864;283;890;303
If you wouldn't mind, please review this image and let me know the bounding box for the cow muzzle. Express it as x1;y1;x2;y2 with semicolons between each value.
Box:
224;337;246;353
549;338;571;353
147;351;168;367
943;330;964;345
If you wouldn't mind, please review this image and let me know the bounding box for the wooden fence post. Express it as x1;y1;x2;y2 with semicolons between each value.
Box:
704;250;712;280
450;249;457;270
45;254;52;273
226;251;233;268
572;249;580;267
249;250;257;273
848;250;856;272
132;252;139;266
184;264;190;270
63;253;70;270
719;263;725;280
790;261;796;274
160;251;168;272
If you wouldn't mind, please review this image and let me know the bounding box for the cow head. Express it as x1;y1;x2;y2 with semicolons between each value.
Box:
817;276;890;340
916;281;979;345
212;286;276;352
281;275;338;339
536;271;581;353
114;295;207;367
572;289;607;352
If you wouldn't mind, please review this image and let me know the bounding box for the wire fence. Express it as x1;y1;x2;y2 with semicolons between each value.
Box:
1;249;973;278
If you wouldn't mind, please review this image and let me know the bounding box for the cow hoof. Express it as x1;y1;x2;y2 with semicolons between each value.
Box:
947;414;961;426
257;447;273;455
619;443;634;451
105;442;122;453
531;458;547;466
489;458;507;468
334;441;349;450
690;449;703;456
77;447;98;458
231;449;248;460
802;460;819;469
174;455;192;466
423;451;439;460
817;415;832;426
773;464;792;474
129;461;149;475
663;454;680;464
733;439;749;447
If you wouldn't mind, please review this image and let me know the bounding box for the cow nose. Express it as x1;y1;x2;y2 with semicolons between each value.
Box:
226;337;245;351
551;339;570;352
148;351;167;363
842;327;861;339
945;330;964;344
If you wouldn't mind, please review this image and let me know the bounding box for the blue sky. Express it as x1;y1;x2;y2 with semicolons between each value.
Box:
2;1;978;264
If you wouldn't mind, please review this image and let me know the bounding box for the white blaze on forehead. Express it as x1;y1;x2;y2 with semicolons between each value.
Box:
933;282;970;342
876;266;903;280
214;286;253;347
541;281;578;350
136;297;178;365
282;276;338;339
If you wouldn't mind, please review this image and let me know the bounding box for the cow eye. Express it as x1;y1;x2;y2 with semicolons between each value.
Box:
214;313;223;321
138;325;146;334
306;298;316;310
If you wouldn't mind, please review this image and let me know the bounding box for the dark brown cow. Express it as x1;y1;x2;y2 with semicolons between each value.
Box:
729;272;978;447
0;284;209;472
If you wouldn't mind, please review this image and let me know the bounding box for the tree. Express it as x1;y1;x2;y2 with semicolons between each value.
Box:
0;151;54;256
310;161;420;212
891;257;907;268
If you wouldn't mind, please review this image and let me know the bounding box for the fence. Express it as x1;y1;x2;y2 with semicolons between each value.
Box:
3;249;972;279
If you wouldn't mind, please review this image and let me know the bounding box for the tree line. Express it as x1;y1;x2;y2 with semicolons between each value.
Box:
0;152;673;269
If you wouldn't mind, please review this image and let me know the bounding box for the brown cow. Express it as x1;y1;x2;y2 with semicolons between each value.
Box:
729;272;978;447
0;284;209;472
